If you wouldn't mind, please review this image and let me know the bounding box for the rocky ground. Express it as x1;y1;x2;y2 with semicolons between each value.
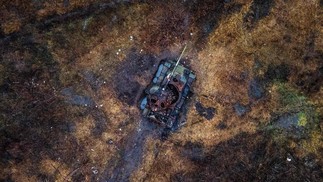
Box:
0;0;322;181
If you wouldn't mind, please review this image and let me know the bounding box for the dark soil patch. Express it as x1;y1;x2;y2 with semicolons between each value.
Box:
187;0;243;48
243;0;274;30
102;119;158;182
182;141;205;162
248;77;266;100
265;63;290;82
0;39;92;180
296;65;323;94
249;63;291;101
216;121;227;130
195;102;216;120
233;103;250;117
180;132;323;181
113;49;159;106
82;71;107;91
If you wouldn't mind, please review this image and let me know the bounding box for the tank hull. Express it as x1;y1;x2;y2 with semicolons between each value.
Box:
139;59;196;130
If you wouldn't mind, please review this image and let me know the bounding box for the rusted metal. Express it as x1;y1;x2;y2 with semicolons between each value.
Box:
139;47;196;130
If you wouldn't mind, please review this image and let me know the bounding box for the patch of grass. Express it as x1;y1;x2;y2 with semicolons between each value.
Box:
278;83;320;126
300;130;323;156
273;82;311;113
1;18;22;34
265;82;321;157
297;112;307;127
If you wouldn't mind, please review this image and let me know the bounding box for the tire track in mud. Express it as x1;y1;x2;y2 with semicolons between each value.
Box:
105;48;193;181
102;119;161;182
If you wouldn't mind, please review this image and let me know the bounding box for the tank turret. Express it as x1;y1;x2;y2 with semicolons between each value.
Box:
139;47;196;130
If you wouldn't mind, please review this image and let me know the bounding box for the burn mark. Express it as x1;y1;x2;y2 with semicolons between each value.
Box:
187;0;243;48
249;63;291;101
243;0;274;30
61;87;95;107
182;141;205;162
248;77;266;100
103;119;156;182
265;64;290;82
195;102;216;120
216;121;227;130
82;71;106;91
296;65;323;94
113;50;159;106
184;132;323;181
91;109;108;137
233;103;250;117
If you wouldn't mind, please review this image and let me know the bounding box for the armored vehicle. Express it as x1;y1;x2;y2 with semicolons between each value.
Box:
139;47;196;130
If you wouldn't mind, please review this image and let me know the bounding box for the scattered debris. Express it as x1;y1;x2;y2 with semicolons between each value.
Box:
91;167;98;174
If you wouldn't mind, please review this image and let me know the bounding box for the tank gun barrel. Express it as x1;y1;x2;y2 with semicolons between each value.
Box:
163;45;187;90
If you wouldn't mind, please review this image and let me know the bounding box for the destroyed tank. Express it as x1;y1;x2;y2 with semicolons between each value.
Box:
139;57;196;130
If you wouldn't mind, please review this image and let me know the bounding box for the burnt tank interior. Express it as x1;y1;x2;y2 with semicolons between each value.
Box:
140;59;196;130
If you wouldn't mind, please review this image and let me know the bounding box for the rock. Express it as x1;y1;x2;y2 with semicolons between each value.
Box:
107;139;114;145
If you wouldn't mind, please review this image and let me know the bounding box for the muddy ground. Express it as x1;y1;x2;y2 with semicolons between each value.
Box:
0;0;322;181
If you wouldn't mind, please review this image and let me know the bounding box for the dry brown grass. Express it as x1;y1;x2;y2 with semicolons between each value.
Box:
0;0;322;181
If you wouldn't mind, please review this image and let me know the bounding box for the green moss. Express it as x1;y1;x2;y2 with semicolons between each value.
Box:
264;82;320;146
297;112;307;127
276;83;307;108
278;83;318;121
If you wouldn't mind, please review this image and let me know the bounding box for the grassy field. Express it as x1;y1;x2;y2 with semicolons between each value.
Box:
0;0;322;181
